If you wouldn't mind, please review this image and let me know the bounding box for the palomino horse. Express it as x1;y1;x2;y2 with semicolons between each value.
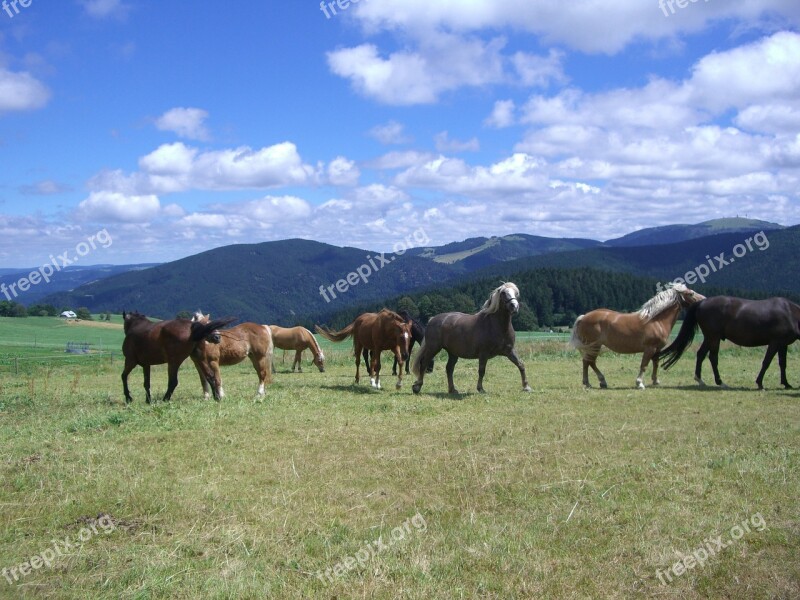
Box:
658;296;800;389
316;309;411;390
190;312;274;400
361;310;433;375
121;311;235;403
570;283;705;389
411;282;530;395
270;325;325;372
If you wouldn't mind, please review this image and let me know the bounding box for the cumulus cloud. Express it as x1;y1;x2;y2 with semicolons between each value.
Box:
155;107;210;141
0;69;50;114
485;99;516;128
327;156;361;186
434;131;480;153
368;121;412;145
77;191;161;222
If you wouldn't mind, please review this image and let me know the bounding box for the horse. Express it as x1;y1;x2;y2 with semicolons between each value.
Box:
316;309;411;390
411;282;530;395
190;312;274;400
269;325;325;372
361;310;433;375
657;296;800;389
569;283;705;390
121;311;235;404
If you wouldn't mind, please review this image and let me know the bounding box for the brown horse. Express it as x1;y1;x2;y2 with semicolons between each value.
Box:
569;283;705;389
270;325;325;372
121;311;235;403
316;309;411;390
411;282;530;395
190;312;274;400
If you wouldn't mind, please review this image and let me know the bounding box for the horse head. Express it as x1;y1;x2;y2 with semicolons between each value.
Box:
673;283;706;307
312;349;325;373
395;318;412;362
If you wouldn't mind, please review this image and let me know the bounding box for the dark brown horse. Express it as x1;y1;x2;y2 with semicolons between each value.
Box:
316;309;411;390
190;312;274;400
411;282;530;394
658;296;800;389
121;311;235;403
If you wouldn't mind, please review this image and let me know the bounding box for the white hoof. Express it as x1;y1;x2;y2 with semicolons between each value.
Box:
636;381;645;390
370;378;377;388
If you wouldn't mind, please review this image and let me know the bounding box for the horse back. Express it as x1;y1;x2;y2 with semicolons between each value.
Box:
698;296;800;345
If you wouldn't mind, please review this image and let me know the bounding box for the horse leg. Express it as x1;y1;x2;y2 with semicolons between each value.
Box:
582;345;606;388
370;352;382;389
250;354;270;397
194;359;211;400
755;343;780;390
121;358;137;404
445;352;460;395
392;355;398;376
707;339;725;387
163;361;180;401
293;350;303;372
354;343;362;384
778;345;792;389
394;348;404;390
142;364;152;404
636;348;656;390
506;348;531;392
477;356;488;393
210;360;223;400
694;339;710;386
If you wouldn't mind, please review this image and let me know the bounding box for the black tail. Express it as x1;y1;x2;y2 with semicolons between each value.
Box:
657;302;701;370
190;317;236;341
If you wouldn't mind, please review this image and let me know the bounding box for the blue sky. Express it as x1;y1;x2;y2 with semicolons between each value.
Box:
1;0;799;267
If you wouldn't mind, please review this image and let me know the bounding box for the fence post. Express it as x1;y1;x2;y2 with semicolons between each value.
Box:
14;357;18;375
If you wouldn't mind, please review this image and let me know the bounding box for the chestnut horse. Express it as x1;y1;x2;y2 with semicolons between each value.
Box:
121;311;235;404
658;296;800;389
190;312;274;400
270;325;325;372
411;282;530;395
316;309;411;390
569;283;705;390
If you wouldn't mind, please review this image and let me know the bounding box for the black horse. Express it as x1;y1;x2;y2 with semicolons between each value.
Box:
362;310;433;375
657;296;800;389
411;283;531;394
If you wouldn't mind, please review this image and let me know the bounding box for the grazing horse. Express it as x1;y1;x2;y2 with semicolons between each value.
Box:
411;282;530;395
361;310;433;375
121;311;235;404
190;312;274;400
270;325;325;372
316;309;411;390
657;296;800;389
569;283;705;390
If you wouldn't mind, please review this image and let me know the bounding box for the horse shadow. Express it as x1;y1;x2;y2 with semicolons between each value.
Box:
320;384;383;395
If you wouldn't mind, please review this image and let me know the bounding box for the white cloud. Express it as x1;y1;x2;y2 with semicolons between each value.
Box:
77;191;161;222
80;0;130;19
0;69;50;114
327;156;361;186
434;131;480;153
485;99;516;128
155;107;210;141
368;121;412;145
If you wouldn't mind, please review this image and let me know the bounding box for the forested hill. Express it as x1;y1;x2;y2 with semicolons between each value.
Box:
318;267;791;331
470;226;800;295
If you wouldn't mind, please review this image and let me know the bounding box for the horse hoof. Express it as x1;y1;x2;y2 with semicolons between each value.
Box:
449;388;460;395
412;383;421;394
784;383;794;390
599;382;608;389
636;382;645;390
522;385;532;392
396;383;402;390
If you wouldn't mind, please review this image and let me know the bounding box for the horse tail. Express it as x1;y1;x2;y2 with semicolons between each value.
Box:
657;301;701;370
569;315;586;350
411;339;426;377
190;317;236;341
315;323;354;343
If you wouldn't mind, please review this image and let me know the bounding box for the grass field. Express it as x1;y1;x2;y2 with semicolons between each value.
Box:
0;318;798;599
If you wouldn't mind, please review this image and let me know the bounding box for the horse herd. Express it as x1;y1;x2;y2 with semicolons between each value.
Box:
120;282;800;404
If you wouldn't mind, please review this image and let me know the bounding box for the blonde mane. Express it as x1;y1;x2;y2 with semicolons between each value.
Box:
480;282;520;314
638;283;687;321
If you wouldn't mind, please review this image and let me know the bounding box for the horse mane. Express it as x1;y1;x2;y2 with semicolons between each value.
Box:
480;282;520;314
305;327;324;361
638;283;688;321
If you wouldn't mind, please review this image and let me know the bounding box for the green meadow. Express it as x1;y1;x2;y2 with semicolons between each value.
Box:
0;317;798;598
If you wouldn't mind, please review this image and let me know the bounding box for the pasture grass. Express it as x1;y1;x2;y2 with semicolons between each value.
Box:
0;319;798;598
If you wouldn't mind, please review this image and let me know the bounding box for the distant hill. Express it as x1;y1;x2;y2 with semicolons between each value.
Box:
475;226;800;295
42;239;459;323
605;217;783;247
2;263;158;304
407;233;600;271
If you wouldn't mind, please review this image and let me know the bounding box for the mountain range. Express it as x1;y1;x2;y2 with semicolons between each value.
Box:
26;217;795;325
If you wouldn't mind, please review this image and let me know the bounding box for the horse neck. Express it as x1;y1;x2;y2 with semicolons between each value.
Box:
306;329;322;356
649;301;683;328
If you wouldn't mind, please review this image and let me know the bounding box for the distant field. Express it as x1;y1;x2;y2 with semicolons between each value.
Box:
0;317;797;598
